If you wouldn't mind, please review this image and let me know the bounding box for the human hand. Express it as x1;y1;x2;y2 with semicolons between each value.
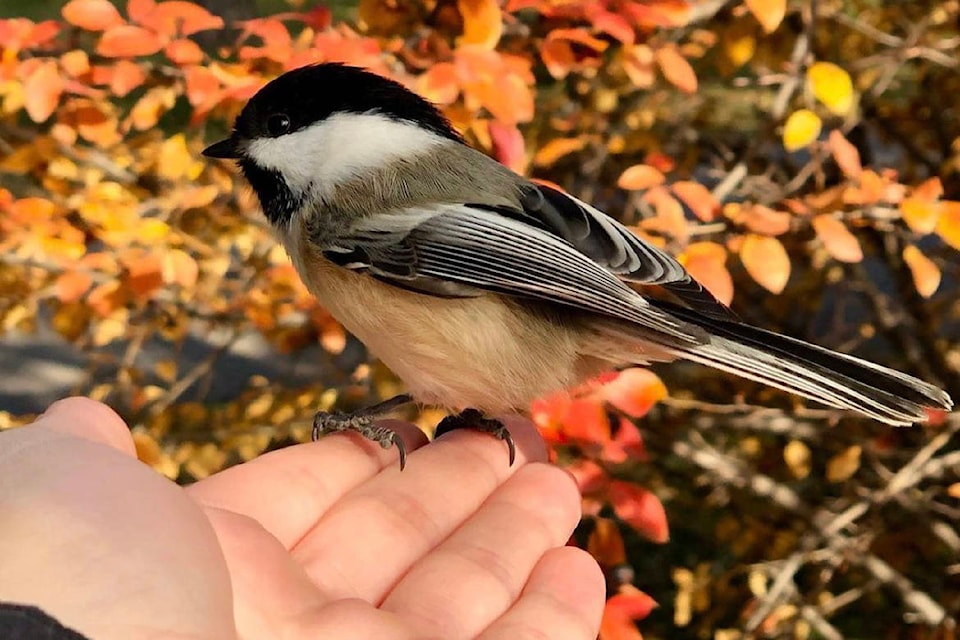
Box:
0;397;604;639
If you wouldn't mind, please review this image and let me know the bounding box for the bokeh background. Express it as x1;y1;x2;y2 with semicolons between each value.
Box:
1;0;959;638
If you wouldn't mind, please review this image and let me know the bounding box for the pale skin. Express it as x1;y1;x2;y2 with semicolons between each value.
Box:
0;397;605;640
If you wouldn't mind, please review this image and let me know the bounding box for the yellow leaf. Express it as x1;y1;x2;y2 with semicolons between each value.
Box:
902;245;941;298
783;109;822;151
936;201;960;249
458;0;502;49
722;21;756;67
745;0;786;33
812;215;863;263
784;440;811;479
740;234;790;293
807;62;854;116
900;198;942;234
827;445;861;482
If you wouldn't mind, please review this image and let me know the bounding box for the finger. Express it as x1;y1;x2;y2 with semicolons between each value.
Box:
381;462;582;639
31;397;135;457
290;599;419;640
201;507;326;637
478;547;605;640
292;416;548;603
186;420;428;549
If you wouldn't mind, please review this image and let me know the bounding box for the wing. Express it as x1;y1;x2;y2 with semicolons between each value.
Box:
516;182;738;321
322;204;703;345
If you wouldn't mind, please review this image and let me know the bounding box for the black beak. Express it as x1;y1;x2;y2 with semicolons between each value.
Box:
202;136;242;159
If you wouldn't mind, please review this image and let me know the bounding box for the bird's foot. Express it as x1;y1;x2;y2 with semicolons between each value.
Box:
312;393;413;469
435;408;516;466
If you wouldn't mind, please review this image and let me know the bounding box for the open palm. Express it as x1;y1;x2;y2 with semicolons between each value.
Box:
0;398;604;640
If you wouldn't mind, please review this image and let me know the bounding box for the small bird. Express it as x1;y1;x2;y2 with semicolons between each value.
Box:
204;63;952;468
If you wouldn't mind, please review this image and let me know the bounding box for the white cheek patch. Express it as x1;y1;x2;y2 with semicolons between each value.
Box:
244;112;447;194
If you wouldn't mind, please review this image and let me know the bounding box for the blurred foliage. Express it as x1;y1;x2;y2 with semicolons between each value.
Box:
1;0;959;638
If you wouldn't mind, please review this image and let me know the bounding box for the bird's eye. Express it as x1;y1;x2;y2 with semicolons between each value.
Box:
266;113;291;137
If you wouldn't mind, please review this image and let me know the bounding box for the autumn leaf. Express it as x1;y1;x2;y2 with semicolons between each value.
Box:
784;440;811;479
827;445;861;482
609;481;669;543
488;120;526;173
533;137;587;168
807;61;854;116
164;38;204;65
458;0;503;49
55;270;94;303
902;245;941;298
97;25;163;57
601;368;666;418
740;234;790;293
680;241;734;305
600;588;658;640
654;44;697;93
62;0;125;31
588;517;627;567
783;109;822;151
829;130;862;178
812;214;863;263
671;181;719;221
618;164;665;190
737;204;791;235
416;62;459;105
23;59;63;122
138;1;224;37
745;0;786;33
936;201;960;250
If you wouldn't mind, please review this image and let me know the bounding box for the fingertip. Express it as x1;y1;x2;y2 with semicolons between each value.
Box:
35;397;135;457
532;546;606;629
497;415;548;464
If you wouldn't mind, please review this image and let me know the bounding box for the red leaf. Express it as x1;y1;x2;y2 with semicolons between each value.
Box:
23;59;63;122
600;588;658;640
608;481;669;543
563;398;611;445
62;0;125;31
488;120;526;173
97;25;163;57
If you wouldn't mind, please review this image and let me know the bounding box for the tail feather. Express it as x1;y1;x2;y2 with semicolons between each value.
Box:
649;301;953;425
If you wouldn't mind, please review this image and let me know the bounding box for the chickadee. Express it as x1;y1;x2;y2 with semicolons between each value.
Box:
204;63;952;468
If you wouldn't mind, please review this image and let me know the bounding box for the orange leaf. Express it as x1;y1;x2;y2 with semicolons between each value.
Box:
737;203;791;235
602;368;666;418
902;245;941;298
183;65;220;108
912;177;944;202
828;130;862;178
62;0;125;31
161;248;199;289
127;0;156;24
122;252;164;298
654;45;697;93
621;44;655;87
642;186;688;241
936;201;960;250
416;62;460;105
671;180;719;221
590;9;634;44
680;241;734;306
600;588;658;640
745;0;786;33
546;27;610;52
812;214;863;263
618;164;665;190
588;517;627;567
458;0;502;49
164;38;203;65
97;25;163;57
900;198;942;235
740;234;790;293
60;50;91;77
138;0;224;36
109;59;146;96
23;59;63;122
608;481;669;543
533;136;587;168
540;39;576;79
562;398;612;445
55;270;94;303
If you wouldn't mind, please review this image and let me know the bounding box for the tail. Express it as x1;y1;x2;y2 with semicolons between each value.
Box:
650;301;953;425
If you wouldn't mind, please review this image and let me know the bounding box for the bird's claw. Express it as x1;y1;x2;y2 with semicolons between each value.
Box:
435;409;516;466
312;411;407;469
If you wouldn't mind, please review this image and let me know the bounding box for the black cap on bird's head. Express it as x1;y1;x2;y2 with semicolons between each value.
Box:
202;63;463;160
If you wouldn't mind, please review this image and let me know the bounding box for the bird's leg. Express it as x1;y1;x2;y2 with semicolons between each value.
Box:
434;408;516;466
313;393;414;469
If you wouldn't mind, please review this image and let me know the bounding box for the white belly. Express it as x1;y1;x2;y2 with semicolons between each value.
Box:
293;250;587;412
